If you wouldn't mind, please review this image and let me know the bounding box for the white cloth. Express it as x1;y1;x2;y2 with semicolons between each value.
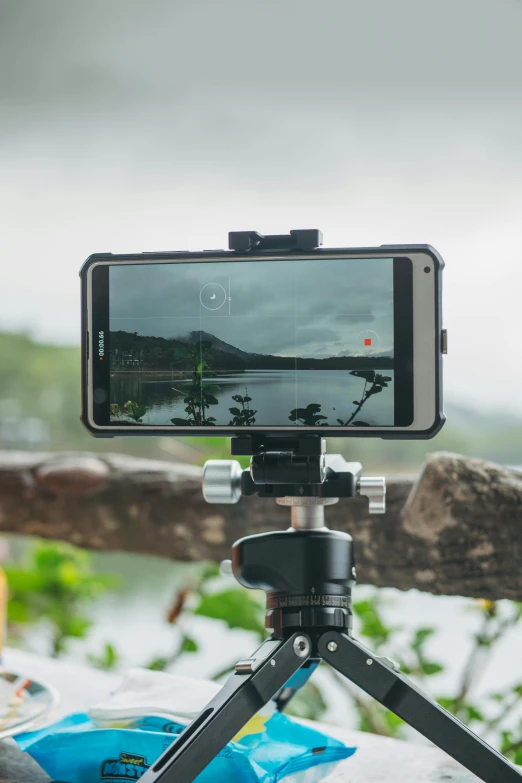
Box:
88;668;221;727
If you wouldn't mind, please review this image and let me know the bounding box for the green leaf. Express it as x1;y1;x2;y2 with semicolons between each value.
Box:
420;661;444;676
412;627;435;651
350;370;375;381
180;635;199;653
464;704;485;723
61;615;92;639
7;598;33;624
88;642;120;671
147;657;169;671
5;541;117;658
353;598;396;648
194;588;265;637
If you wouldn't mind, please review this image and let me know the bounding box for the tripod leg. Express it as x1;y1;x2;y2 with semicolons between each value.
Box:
140;633;311;783
319;631;522;783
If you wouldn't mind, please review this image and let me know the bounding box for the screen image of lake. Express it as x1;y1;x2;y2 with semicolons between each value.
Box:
110;369;394;427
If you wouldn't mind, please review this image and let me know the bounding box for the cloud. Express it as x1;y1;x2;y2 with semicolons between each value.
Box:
109;256;394;357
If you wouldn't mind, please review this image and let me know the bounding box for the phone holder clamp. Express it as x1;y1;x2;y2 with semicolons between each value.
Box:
202;454;387;516
228;229;323;252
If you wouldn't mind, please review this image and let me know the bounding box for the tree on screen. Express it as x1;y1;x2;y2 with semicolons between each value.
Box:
229;389;257;426
288;403;329;426
335;370;392;427
289;370;392;427
170;341;220;426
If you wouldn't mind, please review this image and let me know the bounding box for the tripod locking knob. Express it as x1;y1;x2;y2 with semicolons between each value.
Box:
358;476;386;514
203;460;243;504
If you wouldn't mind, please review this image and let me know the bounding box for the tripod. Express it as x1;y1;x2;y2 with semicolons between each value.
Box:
141;435;522;783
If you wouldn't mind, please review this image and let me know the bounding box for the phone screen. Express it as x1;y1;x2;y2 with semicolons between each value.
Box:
91;255;413;429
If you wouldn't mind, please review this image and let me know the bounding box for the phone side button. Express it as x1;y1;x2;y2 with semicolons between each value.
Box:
441;329;448;354
86;332;89;360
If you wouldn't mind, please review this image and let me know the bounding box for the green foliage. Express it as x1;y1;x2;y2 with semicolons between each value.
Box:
229;390;257;426
289;403;328;426
353;599;396;648
194;588;265;637
6;536;522;757
146;636;199;672
88;642;120;671
336;371;392;427
288;372;392;427
111;400;149;422
343;592;522;763
5;542;118;657
170;342;219;426
143;564;265;674
347;592;451;737
0;332;83;450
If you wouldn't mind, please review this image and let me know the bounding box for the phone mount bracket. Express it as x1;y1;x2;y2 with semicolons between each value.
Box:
204;439;385;512
228;229;323;253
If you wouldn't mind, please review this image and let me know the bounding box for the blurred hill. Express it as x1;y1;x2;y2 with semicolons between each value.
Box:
0;330;520;471
0;331;203;463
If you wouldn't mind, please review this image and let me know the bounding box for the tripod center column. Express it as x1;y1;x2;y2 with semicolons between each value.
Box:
276;496;339;530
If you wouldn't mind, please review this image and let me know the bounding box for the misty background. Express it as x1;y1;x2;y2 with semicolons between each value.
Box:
1;0;522;735
1;0;521;418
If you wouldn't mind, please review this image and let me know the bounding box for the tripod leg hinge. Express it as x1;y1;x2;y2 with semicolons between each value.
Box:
236;634;311;673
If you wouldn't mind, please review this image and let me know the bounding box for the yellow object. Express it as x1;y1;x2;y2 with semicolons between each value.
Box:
0;567;7;656
232;713;269;742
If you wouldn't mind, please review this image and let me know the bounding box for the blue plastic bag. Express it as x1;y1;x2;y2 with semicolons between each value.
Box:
17;710;356;783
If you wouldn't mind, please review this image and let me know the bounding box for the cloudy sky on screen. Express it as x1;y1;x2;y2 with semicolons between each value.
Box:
0;0;521;412
109;257;394;358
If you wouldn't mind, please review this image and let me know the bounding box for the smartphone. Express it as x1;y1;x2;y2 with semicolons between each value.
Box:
81;245;445;438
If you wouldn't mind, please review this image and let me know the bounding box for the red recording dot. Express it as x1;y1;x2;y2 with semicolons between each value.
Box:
364;338;372;346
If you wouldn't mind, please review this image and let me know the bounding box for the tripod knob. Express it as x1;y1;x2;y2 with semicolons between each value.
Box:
358;476;386;514
203;460;243;504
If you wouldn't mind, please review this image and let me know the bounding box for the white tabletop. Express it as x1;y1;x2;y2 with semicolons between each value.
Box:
2;647;491;782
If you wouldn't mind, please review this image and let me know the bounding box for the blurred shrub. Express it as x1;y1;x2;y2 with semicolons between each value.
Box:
5;538;522;763
5;541;117;657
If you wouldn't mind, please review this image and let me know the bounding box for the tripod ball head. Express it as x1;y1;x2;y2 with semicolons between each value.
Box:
232;528;356;636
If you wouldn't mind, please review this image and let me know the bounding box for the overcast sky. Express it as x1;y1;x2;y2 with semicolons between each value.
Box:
110;257;394;358
1;0;522;413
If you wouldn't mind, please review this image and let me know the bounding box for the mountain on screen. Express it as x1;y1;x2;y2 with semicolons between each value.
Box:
183;330;256;358
109;330;394;371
